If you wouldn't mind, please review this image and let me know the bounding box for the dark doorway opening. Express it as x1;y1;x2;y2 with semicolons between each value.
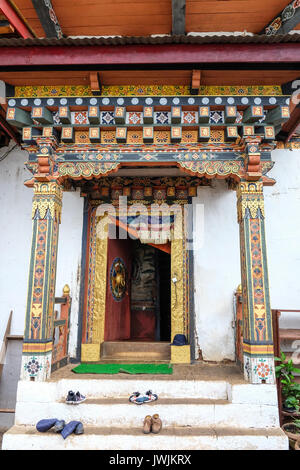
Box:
156;249;171;342
104;224;171;343
129;238;171;342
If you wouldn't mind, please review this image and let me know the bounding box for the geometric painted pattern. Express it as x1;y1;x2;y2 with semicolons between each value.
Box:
154;111;170;124
237;181;275;383
101;111;115;125
127;112;143;125
73;111;89;125
209;111;224;124
182;111;197;124
22;180;63;381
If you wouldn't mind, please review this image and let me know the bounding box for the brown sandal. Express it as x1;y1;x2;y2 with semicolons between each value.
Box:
151;414;162;434
143;415;152;434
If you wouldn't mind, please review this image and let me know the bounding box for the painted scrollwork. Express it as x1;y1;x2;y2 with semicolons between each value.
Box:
179;160;242;178
58;162;120;178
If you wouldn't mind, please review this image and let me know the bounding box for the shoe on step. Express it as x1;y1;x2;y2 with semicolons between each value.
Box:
53;420;66;432
73;391;86;404
143;415;152;434
74;422;84;435
66;390;76;404
151;414;162;434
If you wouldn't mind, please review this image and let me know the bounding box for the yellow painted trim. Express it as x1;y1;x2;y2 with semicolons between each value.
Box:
81;206;190;364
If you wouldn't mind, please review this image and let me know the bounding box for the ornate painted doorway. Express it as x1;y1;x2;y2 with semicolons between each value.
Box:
81;193;192;364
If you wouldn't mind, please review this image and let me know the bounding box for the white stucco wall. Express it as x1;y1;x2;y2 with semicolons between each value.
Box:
193;149;300;361
55;190;84;357
0;143;32;339
193;181;240;361
265;149;300;334
0;143;84;358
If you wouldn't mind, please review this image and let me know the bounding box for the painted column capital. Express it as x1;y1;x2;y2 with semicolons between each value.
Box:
236;180;265;223
32;180;63;222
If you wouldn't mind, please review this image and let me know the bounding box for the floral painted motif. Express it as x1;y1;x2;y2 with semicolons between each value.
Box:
254;360;271;380
253;358;273;382
182;111;197;124
15;86;92;97
127;112;143;125
14;85;283;98
209;111;224;124
154;131;170;144
73;111;88;125
101;111;115;125
24;356;43;377
155;112;170;125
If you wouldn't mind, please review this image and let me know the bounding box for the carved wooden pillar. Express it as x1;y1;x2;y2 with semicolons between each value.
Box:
170;210;191;364
21;180;63;381
237;181;275;384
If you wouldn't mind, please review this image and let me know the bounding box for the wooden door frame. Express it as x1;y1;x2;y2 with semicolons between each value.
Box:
81;201;191;363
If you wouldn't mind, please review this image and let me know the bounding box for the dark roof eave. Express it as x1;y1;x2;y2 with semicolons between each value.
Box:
0;33;300;47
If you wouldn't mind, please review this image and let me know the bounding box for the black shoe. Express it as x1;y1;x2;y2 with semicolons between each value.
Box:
73;391;86;404
66;390;76;404
53;420;66;432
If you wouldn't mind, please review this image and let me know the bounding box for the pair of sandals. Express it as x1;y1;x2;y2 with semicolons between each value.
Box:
129;390;158;405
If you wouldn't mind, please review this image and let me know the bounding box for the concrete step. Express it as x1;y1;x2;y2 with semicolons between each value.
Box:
18;377;230;401
101;341;171;361
2;425;288;450
15;397;279;429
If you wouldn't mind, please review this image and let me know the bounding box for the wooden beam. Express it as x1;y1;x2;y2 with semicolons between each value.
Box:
0;25;14;34
0;0;34;38
89;72;101;95
6;334;23;340
278;105;300;142
31;0;63;39
0;311;12;378
0;105;20;143
0;43;300;71
191;70;201;94
172;0;186;35
261;1;300;35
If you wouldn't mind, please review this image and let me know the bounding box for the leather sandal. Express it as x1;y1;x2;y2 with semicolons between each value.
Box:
151;414;162;434
143;415;152;434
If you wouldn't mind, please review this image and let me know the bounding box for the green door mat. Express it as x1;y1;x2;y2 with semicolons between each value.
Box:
72;363;173;375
